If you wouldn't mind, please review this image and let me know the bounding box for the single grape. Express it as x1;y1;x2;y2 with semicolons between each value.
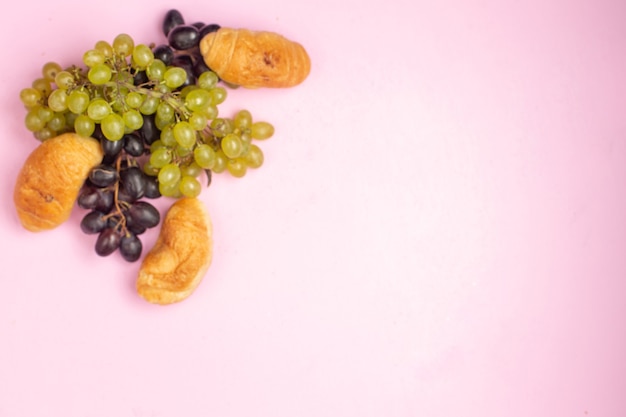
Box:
47;88;68;112
125;91;144;109
158;180;182;198
42;62;62;81
132;44;154;69
189;112;208;131
197;71;218;89
173;121;196;148
150;148;172;168
87;98;112;121
193;144;216;169
146;59;166;82
89;164;119;187
163;9;185;36
140;114;159;144
250;121;275;140
101;113;125;141
179;175;201;197
133;70;149;86
199;23;221;38
34;128;55;141
74;114;96;137
95;227;122;256
244;144;264;168
37;107;54;123
47;113;66;132
112;33;134;57
25;108;46;132
20;87;42;108
212;150;227;173
83;49;106;67
159;125;177;147
192;57;212;79
234;109;252;130
220;133;243;159
158;163;182;185
181;161;203;178
152;44;175;66
156;102;175;125
123;133;145;156
120;166;146;200
94;40;114;58
164;67;187;89
168;24;200;50
54;71;75;89
67;89;90;114
32;78;52;96
226;158;247;178
143;175;161;198
210;86;227;105
88;63;112;85
139;95;159;115
127;201;160;228
80;211;107;234
123;109;143;130
210;118;232;138
101;136;124;158
119;233;143;262
185;88;212;112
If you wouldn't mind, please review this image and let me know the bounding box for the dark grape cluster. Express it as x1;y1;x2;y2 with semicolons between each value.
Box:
77;125;162;261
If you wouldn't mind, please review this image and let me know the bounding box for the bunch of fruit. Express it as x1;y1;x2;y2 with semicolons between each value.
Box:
13;9;310;304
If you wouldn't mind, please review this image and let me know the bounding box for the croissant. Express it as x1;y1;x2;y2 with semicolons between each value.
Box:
199;27;311;88
136;197;213;305
13;133;103;232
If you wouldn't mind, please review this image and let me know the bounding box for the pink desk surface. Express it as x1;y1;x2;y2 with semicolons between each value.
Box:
1;0;625;416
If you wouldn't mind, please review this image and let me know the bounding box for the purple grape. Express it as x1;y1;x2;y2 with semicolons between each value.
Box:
95;228;121;256
80;211;107;234
168;25;200;50
120;233;143;262
163;9;185;36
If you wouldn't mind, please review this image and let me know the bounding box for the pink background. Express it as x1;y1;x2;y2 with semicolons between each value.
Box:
1;0;625;415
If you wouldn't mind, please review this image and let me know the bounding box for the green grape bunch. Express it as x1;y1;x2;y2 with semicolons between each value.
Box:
17;9;276;262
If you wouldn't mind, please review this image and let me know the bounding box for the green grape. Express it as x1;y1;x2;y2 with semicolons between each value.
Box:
88;63;112;85
173;121;196;148
42;62;62;81
123;109;143;130
139;95;159;115
226;158;247;178
220;133;243;159
54;71;75;89
47;88;68;112
244;144;264;168
250;121;275;140
175;145;192;158
64;111;78;129
67;89;90;114
209;86;227;104
158;125;176;147
142;161;159;176
20;88;42;108
158;163;181;185
193;144;216;169
94;40;113;58
203;104;219;120
181;161;203;178
179;175;201;197
212;150;228;173
25;108;46;132
125;91;144;108
164;67;187;89
112;33;134;57
74;114;95;137
34;127;55;141
146;59;166;82
234;109;252;130
150;140;166;153
37;106;54;123
83;49;105;67
47;113;66;132
197;71;218;89
149;148;172;168
159;180;182;198
132;44;154;69
32;78;52;96
189;112;208;131
156;102;175;123
185;88;212;112
101;113;125;141
87;98;112;121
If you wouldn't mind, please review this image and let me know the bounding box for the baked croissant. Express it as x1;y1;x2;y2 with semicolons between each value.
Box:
13;133;103;232
199;27;311;88
136;197;213;305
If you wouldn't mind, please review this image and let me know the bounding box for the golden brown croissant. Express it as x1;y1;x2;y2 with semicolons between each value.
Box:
136;197;213;305
199;27;311;88
13;133;103;232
